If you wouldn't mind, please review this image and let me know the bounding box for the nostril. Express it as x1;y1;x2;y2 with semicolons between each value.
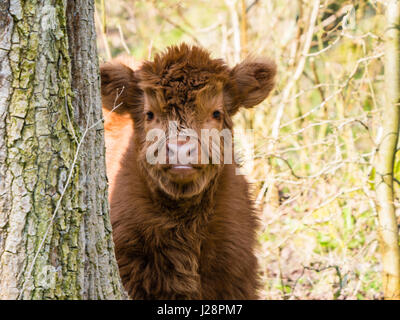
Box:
167;143;175;156
167;143;179;165
187;144;197;161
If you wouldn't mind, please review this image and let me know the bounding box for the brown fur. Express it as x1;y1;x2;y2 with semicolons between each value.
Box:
101;43;276;299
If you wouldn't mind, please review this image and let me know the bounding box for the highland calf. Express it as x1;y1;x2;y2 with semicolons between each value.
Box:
100;44;276;299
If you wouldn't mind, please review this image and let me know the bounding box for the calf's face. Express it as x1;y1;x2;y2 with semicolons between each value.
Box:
101;44;276;199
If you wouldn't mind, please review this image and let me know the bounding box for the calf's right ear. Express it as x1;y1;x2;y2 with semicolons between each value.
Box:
100;62;143;114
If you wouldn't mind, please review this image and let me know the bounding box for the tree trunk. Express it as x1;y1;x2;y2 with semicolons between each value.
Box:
374;0;400;300
0;0;126;299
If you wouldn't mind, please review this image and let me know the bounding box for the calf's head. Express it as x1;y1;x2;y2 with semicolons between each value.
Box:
101;44;276;199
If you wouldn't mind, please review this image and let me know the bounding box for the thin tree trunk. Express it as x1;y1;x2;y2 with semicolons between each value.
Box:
374;0;400;300
0;0;126;299
240;0;248;58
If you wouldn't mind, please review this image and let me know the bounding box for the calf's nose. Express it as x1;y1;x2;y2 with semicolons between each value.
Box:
167;141;198;164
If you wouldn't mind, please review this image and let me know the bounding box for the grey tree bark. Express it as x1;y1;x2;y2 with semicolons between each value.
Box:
0;0;126;299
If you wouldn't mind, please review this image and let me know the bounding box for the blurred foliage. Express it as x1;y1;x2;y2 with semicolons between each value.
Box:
95;0;392;299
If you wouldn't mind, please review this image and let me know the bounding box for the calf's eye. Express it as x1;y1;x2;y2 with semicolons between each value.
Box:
212;110;221;120
146;111;154;121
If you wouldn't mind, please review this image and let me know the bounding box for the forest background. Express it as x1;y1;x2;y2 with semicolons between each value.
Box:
94;0;393;299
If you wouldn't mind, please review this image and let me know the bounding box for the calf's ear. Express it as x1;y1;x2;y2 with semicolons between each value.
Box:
100;61;143;114
226;58;277;115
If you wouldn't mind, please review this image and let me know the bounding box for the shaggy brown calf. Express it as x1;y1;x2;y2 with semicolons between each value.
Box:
100;44;276;299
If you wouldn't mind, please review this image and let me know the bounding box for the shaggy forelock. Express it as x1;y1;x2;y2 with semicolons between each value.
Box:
138;43;230;112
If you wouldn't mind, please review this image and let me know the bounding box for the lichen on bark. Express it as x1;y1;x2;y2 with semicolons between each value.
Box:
0;0;126;299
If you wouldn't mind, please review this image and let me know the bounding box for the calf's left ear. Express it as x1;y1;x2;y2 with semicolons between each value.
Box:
226;58;277;115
